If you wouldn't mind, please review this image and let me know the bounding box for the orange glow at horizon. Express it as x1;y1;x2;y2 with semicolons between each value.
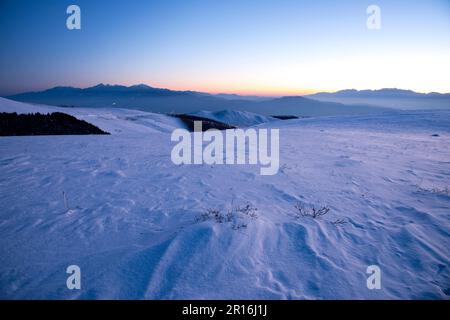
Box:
116;79;324;97
172;86;320;97
100;50;450;97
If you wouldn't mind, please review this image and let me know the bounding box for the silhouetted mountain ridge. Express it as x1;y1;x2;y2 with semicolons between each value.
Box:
307;88;450;110
7;84;393;116
310;88;450;98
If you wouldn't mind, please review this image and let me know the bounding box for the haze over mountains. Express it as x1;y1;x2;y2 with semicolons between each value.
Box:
6;84;393;117
308;89;450;110
6;85;449;117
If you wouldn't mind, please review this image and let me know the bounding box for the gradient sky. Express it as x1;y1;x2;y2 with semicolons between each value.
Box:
0;0;449;96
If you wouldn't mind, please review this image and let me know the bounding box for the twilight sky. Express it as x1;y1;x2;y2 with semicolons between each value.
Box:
0;0;449;96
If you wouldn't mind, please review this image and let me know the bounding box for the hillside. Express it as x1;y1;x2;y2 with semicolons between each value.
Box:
190;110;277;127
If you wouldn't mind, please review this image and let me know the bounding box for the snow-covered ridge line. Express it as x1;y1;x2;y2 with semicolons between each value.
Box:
0;97;186;135
189;110;277;127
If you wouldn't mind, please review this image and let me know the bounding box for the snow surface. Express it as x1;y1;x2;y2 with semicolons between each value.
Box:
0;98;449;299
0;97;186;135
190;110;277;127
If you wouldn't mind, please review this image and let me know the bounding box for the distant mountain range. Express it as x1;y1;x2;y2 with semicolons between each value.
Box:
5;84;395;117
307;89;450;110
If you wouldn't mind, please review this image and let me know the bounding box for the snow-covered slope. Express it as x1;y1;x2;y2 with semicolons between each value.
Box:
0;96;57;114
0;98;449;299
190;110;277;127
0;97;186;135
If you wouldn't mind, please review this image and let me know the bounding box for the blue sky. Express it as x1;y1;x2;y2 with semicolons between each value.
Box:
0;0;449;95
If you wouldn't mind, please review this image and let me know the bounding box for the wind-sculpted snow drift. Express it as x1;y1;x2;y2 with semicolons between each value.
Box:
0;97;449;299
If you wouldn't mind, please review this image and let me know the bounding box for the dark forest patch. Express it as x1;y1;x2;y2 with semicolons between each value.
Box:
169;114;236;131
0;112;110;136
271;115;300;120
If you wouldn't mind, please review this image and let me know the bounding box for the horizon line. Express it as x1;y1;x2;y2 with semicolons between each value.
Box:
2;83;450;98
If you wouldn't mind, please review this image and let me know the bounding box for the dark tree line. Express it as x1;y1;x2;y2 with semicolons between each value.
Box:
170;114;236;131
0;112;110;136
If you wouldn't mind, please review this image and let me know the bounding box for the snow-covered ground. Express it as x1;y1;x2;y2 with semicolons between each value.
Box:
0;98;449;299
190;110;277;127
